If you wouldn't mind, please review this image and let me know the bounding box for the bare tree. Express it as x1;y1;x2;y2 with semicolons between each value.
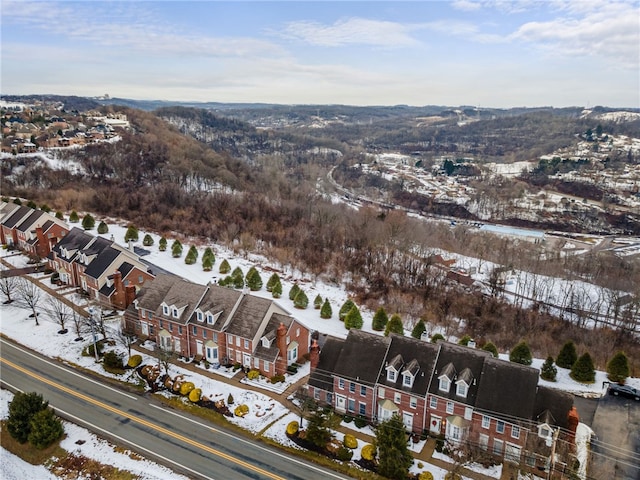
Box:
16;278;42;326
46;296;72;333
70;309;85;340
110;324;137;357
0;275;18;304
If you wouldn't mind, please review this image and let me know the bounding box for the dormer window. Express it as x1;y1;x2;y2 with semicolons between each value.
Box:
456;382;468;398
438;362;455;393
196;310;203;322
439;377;450;392
207;313;214;324
162;304;169;315
403;373;413;388
261;337;272;348
401;359;419;389
455;368;473;399
172;307;179;318
387;369;397;382
538;425;552;440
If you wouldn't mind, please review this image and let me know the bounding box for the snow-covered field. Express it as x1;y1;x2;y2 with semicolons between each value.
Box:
1;219;638;480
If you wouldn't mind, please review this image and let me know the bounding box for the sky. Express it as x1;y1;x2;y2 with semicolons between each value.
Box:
1;0;639;108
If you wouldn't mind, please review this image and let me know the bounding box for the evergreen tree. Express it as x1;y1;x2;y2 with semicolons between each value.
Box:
509;340;532;365
7;392;48;443
272;280;283;298
482;341;498;358
171;240;183;258
158;236;167;251
185;245;198;264
320;299;332;319
571;352;595;383
13;198;22;205
384;314;404;337
305;409;333;449
202;254;214;272
27;408;63;449
124;225;139;242
294;289;309;309
69;210;79;223
40;204;51;213
289;283;300;301
557;341;578;368
411;319;426;339
142;234;154;246
375;414;413;480
431;333;445;343
231;267;244;288
81;214;95;230
606;351;629;384
458;334;472;346
202;247;215;264
246;267;263;291
339;299;355;321
313;294;323;309
97;221;109;234
26;200;37;209
266;273;280;292
344;305;363;330
540;356;557;382
372;307;388;331
55;211;64;220
219;259;231;274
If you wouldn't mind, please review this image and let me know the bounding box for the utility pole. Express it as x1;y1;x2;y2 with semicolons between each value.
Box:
88;306;99;362
547;427;560;480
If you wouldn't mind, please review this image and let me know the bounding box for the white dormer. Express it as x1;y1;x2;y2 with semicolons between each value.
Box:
402;371;414;388
261;336;272;348
455;368;473;398
401;359;419;389
385;354;403;382
161;302;169;316
195;309;204;322
438;362;456;393
387;367;397;382
207;311;222;325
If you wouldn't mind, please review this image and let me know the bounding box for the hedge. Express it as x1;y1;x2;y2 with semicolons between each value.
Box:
127;355;142;368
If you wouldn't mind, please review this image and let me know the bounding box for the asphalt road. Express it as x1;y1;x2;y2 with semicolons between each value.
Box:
0;338;350;480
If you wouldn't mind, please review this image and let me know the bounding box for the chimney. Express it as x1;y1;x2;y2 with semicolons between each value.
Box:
112;271;125;309
567;406;580;444
124;285;136;309
35;226;48;257
309;339;320;370
276;322;287;375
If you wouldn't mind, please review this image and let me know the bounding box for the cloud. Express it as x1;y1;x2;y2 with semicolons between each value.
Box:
510;1;639;67
277;17;420;47
451;0;482;11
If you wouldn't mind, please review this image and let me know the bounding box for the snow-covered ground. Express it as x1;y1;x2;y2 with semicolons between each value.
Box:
2;219;639;480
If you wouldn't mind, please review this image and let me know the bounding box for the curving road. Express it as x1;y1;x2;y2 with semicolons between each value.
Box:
0;338;350;480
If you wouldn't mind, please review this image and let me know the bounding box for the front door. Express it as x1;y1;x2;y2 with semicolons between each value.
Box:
429;415;441;435
403;412;414;432
174;337;181;354
141;322;149;336
196;340;203;356
336;395;346;412
243;353;251;368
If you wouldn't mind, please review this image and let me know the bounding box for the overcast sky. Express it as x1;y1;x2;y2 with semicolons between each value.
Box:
2;0;638;108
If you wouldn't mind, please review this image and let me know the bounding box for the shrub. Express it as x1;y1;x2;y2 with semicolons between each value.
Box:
286;364;298;374
343;414;354;423
27;408;63;449
158;236;167;251
127;355;142;368
286;421;299;436
219;259;231;274
189;388;202;403
354;415;368;428
124;225;139;242
482;341;499;357
372;307;388;331
540;356;557;382
343;433;358;449
431;333;445;343
335;446;353;461
271;280;282;298
557;340;578;368
97;221;108;234
571;352;596;383
320;298;332;319
270;374;285;384
227;393;234;405
69;210;79;223
7;392;48;443
339;299;355;321
419;472;434;480
247;369;260;380
103;351;123;370
179;382;195;396
313;294;323;309
458;334;472;346
361;444;376;461
289;283;300;301
606;351;629;384
142;234;154;246
293;289;309;309
344;305;363;330
82;342;103;357
234;404;249;417
510;340;532;365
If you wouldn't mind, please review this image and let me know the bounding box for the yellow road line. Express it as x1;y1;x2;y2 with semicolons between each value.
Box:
0;357;284;480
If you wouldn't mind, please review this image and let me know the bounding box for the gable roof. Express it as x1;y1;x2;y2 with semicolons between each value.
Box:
14;209;45;233
474;356;540;422
308;335;346;393
533;386;573;429
190;283;242;329
379;333;439;395
135;273;181;312
51;227;94;259
1;205;33;228
0;202;20;222
84;246;122;279
333;329;390;387
224;294;273;339
160;278;207;323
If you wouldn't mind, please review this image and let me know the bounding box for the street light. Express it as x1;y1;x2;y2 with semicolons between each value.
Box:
88;307;99;362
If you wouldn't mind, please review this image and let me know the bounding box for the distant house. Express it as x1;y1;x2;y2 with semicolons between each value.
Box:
47;227;153;309
307;330;577;473
124;273;310;377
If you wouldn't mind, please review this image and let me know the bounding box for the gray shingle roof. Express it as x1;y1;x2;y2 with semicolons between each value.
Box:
14;209;45;233
160;278;207;323
333;330;390;387
2;206;33;228
225;294;273;338
533;386;573;428
190;284;242;330
308;335;346;392
380;334;439;395
135;273;181;312
84;246;121;279
51;227;94;259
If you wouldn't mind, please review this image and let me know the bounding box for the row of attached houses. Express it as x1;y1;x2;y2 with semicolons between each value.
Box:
0;202;69;258
307;330;578;473
47;227;154;309
123;273;310;378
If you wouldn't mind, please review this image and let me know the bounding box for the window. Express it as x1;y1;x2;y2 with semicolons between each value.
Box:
359;402;366;416
296;327;300;337
348;398;355;413
149;325;154;335
314;389;320;400
197;311;203;321
263;360;269;371
539;426;551;438
464;407;472;421
496;420;505;434
482;415;490;429
172;308;178;318
162;305;169;315
236;336;241;347
202;330;207;339
327;393;333;404
493;439;504;456
228;335;234;345
178;326;182;334
410;396;417;409
338;379;345;390
378;387;385;398
360;385;366;396
439;377;450;392
387;369;397;382
403;373;413;387
147;311;152;319
168;323;173;332
456;382;468;398
446;401;454;414
525;455;536;467
244;339;249;349
394;392;401;404
430;397;437;409
349;382;355;393
159;320;163;329
207;314;213;324
511;425;520;439
138;275;143;283
213;332;218;342
254;358;260;368
192;326;197;335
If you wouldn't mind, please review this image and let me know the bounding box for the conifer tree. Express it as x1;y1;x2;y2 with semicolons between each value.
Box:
540;356;557;382
55;211;64;220
97;221;109;234
171;240;183;258
557;341;578;368
411;319;426;339
266;273;280;292
372;307;388;331
458;334;472;346
27;200;37;209
142;234;154;246
384;314;404;337
202;254;214;271
320;298;332;319
7;392;48;443
509;340;532;365
305;409;333;449
482;341;498;358
185;246;198;265
202;247;215;265
339;299;355;321
344;305;363;330
124;225;139;242
272;280;283;298
571;352;595;383
27;408;63;449
219;259;231;274
40;204;51;213
246;267;263;291
313;294;323;309
69;210;79;223
81;214;95;230
13;198;22;205
375;414;413;480
431;333;445;343
158;236;167;251
606;351;629;384
289;283;300;301
294;289;309;309
231;267;244;289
